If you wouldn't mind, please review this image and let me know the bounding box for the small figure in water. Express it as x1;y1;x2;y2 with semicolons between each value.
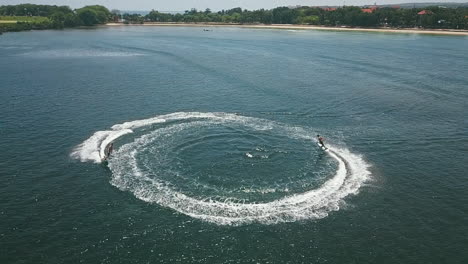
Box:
106;143;114;159
317;135;326;149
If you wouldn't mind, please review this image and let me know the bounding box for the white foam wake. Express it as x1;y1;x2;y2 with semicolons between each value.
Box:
71;129;132;162
72;112;371;225
71;112;271;163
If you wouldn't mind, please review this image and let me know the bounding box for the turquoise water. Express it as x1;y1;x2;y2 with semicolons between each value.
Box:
1;26;467;263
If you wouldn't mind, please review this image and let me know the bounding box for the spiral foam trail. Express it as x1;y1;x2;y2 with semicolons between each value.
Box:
72;112;371;225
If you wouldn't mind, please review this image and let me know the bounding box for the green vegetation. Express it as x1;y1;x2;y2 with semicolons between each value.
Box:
133;6;467;29
0;4;112;33
0;16;52;31
0;16;50;22
76;5;113;26
0;4;467;33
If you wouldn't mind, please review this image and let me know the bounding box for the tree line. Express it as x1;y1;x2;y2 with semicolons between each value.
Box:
1;4;467;33
138;6;467;29
0;4;112;32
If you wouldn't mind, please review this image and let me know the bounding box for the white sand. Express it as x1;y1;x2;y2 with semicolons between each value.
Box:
106;22;468;36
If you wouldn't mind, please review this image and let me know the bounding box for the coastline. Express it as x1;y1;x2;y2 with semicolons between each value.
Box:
106;22;468;36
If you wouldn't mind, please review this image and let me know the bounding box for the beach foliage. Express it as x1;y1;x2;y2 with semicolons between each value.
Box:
138;6;468;29
0;4;111;32
1;4;467;33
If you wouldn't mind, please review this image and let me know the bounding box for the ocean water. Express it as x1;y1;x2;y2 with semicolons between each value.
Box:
0;26;467;263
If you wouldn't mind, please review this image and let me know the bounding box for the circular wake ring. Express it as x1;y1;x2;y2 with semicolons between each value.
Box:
71;112;371;225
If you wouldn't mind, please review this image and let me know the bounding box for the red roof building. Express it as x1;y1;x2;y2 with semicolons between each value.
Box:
361;6;378;13
417;10;433;15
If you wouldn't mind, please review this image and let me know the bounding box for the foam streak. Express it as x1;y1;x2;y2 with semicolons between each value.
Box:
72;112;371;225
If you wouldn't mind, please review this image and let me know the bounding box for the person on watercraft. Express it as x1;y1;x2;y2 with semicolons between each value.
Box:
317;135;326;148
106;143;114;158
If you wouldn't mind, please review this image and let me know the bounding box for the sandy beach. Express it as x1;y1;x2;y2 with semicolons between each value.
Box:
106;22;468;36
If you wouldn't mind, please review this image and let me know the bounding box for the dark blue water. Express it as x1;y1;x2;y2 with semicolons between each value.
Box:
1;26;467;263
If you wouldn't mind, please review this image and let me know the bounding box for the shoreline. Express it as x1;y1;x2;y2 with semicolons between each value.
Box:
106;22;468;36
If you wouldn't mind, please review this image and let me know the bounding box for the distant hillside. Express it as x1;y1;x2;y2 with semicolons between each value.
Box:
304;2;468;8
377;2;468;8
119;10;150;15
292;2;468;9
119;10;183;15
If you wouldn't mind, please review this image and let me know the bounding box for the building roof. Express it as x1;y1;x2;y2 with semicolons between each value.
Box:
417;10;433;15
362;8;374;13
